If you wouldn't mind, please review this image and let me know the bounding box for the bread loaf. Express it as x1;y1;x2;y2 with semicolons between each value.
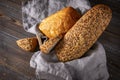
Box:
16;37;38;52
55;4;112;62
38;7;81;38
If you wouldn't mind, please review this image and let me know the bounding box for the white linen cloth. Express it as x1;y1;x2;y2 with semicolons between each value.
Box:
22;0;109;80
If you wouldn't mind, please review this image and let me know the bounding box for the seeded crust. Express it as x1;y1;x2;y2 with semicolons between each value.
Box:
40;35;62;54
55;4;112;62
39;7;81;38
16;37;38;52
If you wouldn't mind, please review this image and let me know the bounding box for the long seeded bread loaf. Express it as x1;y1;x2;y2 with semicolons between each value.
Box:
38;7;81;39
55;4;112;62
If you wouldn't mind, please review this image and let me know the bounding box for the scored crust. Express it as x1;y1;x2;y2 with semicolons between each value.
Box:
16;37;38;52
55;4;112;62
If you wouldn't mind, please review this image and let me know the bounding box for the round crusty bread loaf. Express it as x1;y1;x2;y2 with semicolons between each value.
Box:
39;7;81;38
55;4;112;62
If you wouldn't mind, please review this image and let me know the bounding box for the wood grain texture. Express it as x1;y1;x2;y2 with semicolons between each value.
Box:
0;0;120;80
0;65;29;80
0;0;22;22
0;1;36;78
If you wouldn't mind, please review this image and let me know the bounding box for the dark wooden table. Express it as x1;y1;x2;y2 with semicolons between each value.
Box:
0;0;120;80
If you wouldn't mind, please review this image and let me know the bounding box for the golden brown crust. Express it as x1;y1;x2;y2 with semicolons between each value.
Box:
40;35;63;54
55;4;112;62
16;37;38;52
39;7;81;38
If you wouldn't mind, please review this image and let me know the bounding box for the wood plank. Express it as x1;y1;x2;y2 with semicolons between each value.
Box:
99;31;120;52
8;0;28;5
0;14;38;78
106;12;120;36
98;31;120;80
0;14;37;79
8;0;23;5
0;26;27;39
0;32;36;77
106;50;120;71
0;7;38;78
0;65;29;80
0;49;35;78
0;31;34;62
0;0;22;22
0;14;35;38
89;0;120;11
0;40;36;79
107;63;120;80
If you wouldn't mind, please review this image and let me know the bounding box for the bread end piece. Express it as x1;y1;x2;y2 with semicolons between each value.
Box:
16;37;38;52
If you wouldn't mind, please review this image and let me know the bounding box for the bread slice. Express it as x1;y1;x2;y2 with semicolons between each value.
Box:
55;4;112;62
40;35;62;54
39;7;81;38
16;37;38;52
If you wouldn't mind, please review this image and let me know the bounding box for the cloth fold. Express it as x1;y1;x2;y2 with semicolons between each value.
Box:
22;0;109;80
30;42;109;80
